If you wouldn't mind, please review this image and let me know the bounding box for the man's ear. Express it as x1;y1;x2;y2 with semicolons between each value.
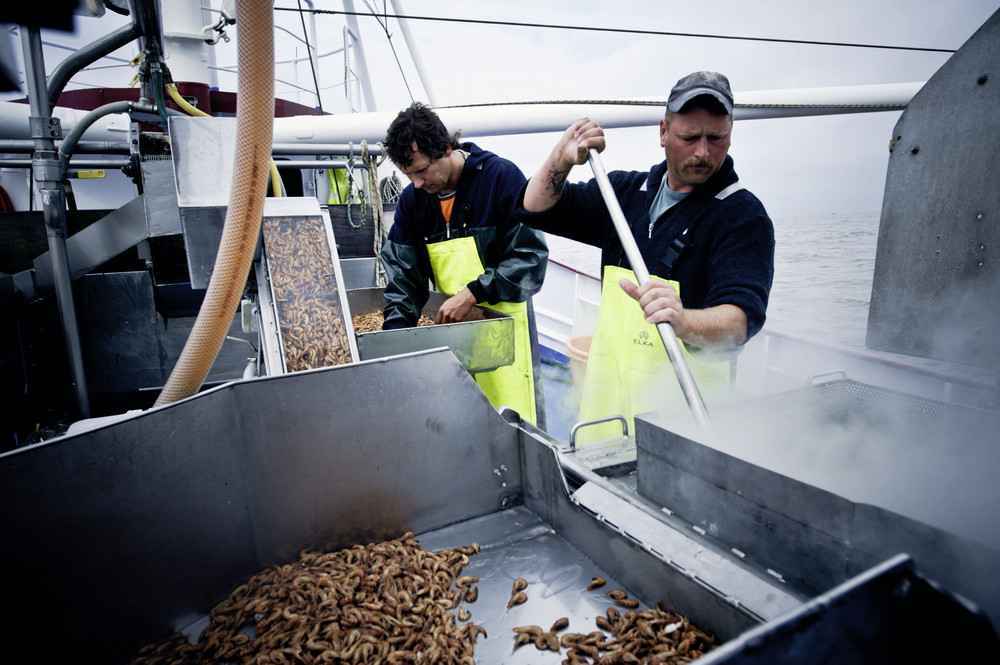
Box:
659;118;669;148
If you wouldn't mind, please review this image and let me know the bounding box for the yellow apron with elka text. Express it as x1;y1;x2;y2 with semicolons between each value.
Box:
576;265;730;444
426;235;537;424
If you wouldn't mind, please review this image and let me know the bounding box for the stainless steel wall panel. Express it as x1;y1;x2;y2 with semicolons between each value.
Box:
140;159;182;237
33;197;148;289
634;379;1000;625
0;349;519;661
867;10;1000;367
516;417;767;641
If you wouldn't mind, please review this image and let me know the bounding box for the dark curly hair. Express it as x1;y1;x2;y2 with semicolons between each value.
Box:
384;102;460;168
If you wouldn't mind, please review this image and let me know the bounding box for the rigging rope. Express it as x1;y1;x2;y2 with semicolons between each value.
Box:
272;6;956;54
296;0;324;112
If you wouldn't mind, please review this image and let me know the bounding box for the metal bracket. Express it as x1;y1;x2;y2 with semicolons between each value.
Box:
569;414;629;451
31;158;63;182
29;116;62;140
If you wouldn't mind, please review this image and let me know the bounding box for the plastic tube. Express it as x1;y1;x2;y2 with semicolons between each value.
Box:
155;0;274;406
167;82;283;197
58;100;152;163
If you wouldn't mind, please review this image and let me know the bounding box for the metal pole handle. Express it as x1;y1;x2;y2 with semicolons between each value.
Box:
587;149;710;427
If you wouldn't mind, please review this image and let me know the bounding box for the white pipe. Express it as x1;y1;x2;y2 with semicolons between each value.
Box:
342;0;377;112
0;102;130;140
273;81;923;143
0;81;923;143
389;0;436;106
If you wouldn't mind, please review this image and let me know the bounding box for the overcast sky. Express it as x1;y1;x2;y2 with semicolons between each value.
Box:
9;0;998;219
249;0;998;218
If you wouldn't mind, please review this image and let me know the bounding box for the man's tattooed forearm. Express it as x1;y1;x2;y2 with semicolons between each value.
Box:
547;167;569;195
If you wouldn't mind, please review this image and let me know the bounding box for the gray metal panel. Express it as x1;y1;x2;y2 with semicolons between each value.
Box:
33;197;148;289
696;555;999;664
634;380;1000;625
73;272;258;392
0;384;255;662
140;158;182;237
867;10;1000;367
340;256;379;289
571;480;801;621
516;417;766;641
178;205;227;289
238;351;520;565
169;116;236;208
158;316;258;388
0;349;519;661
347;287;516;373
254;257;286;374
76;271;163;392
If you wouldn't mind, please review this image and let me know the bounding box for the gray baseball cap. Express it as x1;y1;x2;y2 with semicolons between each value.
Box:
667;71;734;115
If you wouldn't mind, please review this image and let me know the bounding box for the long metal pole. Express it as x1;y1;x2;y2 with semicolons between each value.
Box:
389;0;437;106
587;149;710;427
19;26;91;418
342;0;377;111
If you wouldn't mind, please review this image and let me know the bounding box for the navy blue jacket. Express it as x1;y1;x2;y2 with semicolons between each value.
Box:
380;143;547;329
518;156;774;340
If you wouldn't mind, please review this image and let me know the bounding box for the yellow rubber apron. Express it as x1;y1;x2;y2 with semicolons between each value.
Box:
576;265;730;444
426;235;537;424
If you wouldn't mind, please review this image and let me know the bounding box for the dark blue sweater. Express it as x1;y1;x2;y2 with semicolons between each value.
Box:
380;143;548;329
518;156;774;339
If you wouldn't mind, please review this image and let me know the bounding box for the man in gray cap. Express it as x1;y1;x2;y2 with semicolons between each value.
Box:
518;71;774;434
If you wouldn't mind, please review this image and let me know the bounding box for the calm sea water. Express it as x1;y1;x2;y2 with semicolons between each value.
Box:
766;211;880;349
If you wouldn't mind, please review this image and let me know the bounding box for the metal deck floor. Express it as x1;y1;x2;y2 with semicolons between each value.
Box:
178;506;649;664
419;505;651;664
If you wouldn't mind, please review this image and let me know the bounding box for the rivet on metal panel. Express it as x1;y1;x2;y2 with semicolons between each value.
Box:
660;506;673;516
910;145;920;155
499;464;509;472
977;74;989;85
691;525;707;536
766;568;786;583
976;212;984;220
730;548;746;559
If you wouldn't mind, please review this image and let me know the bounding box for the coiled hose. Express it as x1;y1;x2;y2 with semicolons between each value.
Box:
155;0;274;406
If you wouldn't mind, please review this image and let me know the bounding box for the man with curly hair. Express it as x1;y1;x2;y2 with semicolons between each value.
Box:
380;103;548;425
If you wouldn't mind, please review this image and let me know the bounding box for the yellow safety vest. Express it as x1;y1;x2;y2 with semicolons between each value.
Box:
426;235;537;424
576;265;730;444
326;167;355;205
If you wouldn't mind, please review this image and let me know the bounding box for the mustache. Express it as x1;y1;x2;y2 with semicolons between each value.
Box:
682;159;714;170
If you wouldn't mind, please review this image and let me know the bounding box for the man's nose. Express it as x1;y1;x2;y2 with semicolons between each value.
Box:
693;137;710;158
